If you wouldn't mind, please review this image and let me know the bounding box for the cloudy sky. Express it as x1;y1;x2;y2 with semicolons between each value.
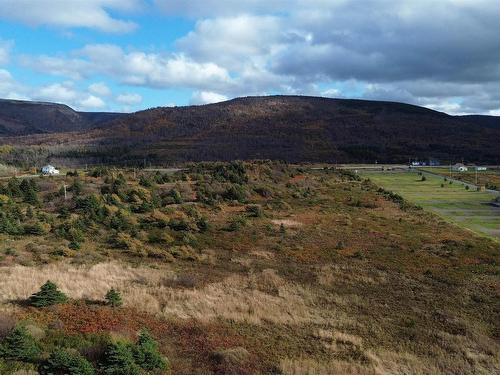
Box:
0;0;499;114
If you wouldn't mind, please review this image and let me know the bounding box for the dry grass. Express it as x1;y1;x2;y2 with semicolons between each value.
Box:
280;358;375;375
316;264;387;286
0;262;352;325
280;350;446;375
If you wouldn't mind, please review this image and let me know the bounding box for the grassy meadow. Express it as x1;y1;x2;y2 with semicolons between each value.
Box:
0;162;498;374
420;167;500;191
362;170;500;240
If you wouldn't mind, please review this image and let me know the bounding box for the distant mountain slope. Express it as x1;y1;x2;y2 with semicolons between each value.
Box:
0;99;124;135
1;96;499;164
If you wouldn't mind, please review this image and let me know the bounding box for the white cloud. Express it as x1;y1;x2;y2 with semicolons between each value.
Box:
79;95;106;110
116;93;142;105
88;82;111;96
0;68;28;99
424;102;464;115
31;81;107;110
35;82;78;103
155;0;290;17
0;0;139;32
321;88;341;98
0;40;13;65
24;44;232;90
177;15;282;70
190;91;228;105
20;55;91;80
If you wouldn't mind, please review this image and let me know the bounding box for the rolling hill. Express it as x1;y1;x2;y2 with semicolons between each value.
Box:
1;96;499;164
0;98;124;135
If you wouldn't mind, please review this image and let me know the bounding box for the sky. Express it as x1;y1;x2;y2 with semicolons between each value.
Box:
0;0;499;114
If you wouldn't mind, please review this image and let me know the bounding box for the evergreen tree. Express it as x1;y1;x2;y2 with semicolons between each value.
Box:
105;289;123;307
101;342;141;375
71;179;83;196
133;330;168;372
41;348;95;375
6;177;21;197
169;189;182;204
28;281;68;307
23;187;40;206
0;326;40;362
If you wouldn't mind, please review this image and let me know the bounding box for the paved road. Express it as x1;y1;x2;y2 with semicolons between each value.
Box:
0;173;44;180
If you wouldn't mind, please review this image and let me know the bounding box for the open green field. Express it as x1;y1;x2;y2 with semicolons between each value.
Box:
420;167;500;190
362;170;500;240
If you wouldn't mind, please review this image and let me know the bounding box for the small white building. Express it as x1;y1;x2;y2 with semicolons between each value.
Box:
452;163;468;172
41;165;60;175
476;166;487;171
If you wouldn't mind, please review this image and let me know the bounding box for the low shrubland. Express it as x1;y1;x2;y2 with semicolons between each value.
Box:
0;162;498;374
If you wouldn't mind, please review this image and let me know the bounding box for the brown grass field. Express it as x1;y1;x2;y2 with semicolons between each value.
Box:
0;163;498;374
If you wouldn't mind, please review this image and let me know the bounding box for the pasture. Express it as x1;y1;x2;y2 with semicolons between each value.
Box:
362;170;500;240
420;166;500;191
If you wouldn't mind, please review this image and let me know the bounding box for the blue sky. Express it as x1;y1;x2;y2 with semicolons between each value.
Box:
0;0;499;114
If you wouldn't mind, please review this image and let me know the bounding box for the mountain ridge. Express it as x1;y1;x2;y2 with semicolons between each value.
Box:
0;95;499;164
0;98;124;135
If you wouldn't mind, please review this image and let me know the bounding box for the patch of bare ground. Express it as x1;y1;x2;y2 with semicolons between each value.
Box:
271;219;303;227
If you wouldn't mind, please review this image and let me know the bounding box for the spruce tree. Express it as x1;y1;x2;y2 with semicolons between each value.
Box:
41;348;95;375
101;342;140;375
0;326;40;362
105;289;123;308
28;281;68;307
133;330;168;372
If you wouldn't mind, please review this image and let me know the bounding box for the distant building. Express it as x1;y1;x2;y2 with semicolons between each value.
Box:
476;166;487;171
452;163;468;172
41;165;60;175
428;159;440;166
411;161;426;166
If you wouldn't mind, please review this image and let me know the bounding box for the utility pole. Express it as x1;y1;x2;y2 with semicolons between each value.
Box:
475;167;478;186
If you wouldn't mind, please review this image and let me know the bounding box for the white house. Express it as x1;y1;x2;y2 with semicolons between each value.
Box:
452;163;468;172
41;165;60;175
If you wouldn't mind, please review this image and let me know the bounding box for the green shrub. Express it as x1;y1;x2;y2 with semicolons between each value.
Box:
41;348;94;375
223;185;247;202
89;167;109;178
246;205;263;217
133;330;168;372
105;289;123;308
101;342;141;375
139;176;153;188
23;189;40;206
147;230;174;244
226;216;247;232
70;179;83;196
68;241;81;250
28;281;68;307
169;189;182;204
168;217;190;231
23;222;47;235
0;326;40;362
196;217;209;232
